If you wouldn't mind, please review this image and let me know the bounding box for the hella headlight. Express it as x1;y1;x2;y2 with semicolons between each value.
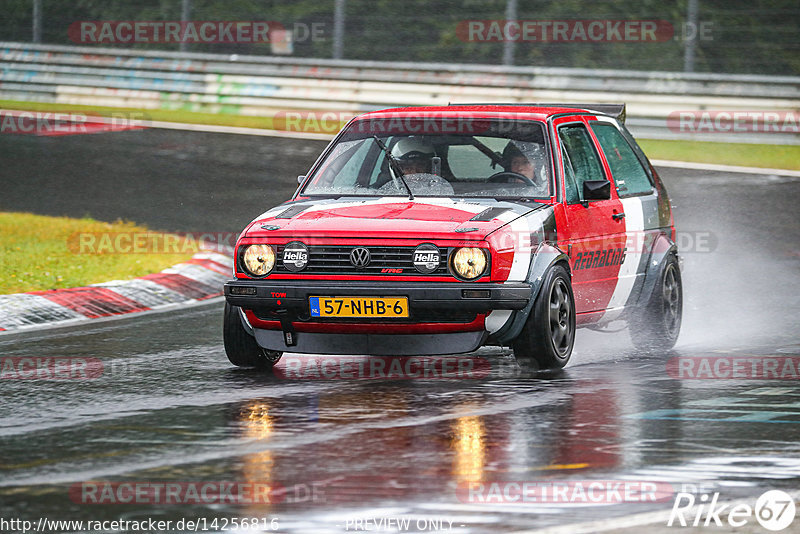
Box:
242;244;275;276
450;247;487;280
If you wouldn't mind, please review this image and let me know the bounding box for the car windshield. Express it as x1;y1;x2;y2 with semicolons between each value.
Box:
301;118;552;199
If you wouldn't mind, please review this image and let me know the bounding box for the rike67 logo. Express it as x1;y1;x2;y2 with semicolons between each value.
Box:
668;490;796;531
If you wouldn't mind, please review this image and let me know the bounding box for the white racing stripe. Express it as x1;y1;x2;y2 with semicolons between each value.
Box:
252;205;292;221
503;211;533;282
485;207;543;334
251;197;418;226
606;197;644;310
485;310;513;333
298;196;489;217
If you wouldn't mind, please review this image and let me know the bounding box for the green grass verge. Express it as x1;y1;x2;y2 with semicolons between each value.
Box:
0;212;197;295
638;139;800;171
0;99;351;132
0;99;281;129
2;99;797;169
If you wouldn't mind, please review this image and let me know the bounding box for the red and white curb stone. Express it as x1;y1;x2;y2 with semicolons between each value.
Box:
0;249;231;333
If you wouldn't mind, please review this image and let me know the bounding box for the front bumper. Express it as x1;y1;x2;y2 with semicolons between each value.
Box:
225;279;530;355
224;279;532;314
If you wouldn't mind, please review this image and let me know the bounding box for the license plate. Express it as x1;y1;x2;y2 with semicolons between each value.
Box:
309;296;409;318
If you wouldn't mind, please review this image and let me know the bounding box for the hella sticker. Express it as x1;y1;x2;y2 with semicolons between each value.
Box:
413;244;440;274
282;241;309;272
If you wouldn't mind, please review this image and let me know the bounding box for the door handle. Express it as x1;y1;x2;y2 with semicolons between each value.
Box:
612;212;626;220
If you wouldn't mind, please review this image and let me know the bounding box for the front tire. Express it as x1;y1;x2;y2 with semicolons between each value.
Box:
628;255;682;351
223;302;282;369
511;264;575;371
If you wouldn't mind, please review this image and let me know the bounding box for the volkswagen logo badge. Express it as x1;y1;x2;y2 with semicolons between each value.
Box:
349;247;371;268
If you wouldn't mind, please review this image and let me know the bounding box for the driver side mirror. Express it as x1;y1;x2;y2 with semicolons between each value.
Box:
583;179;611;201
297;175;306;185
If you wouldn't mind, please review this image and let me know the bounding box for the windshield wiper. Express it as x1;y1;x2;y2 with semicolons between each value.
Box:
372;136;414;201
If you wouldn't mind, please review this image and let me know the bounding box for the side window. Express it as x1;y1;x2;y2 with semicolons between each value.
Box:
590;122;653;196
558;124;605;204
561;145;580;204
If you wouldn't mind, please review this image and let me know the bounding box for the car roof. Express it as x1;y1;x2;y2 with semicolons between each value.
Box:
356;103;624;122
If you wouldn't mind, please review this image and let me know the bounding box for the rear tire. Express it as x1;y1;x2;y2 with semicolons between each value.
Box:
223;302;282;369
511;264;575;371
628;255;682;351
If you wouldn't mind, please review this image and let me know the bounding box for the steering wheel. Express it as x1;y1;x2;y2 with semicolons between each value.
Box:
487;171;536;186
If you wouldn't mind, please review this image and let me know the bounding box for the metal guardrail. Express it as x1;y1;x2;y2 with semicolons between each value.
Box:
2;42;798;144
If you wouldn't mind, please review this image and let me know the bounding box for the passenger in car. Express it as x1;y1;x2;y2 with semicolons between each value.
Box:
502;141;550;194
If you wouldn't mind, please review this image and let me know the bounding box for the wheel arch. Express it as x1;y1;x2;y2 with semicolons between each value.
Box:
634;232;680;308
492;243;570;344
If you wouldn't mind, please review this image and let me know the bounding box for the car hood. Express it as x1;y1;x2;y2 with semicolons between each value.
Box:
243;197;548;241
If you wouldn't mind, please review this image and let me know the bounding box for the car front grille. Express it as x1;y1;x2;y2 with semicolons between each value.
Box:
275;245;450;276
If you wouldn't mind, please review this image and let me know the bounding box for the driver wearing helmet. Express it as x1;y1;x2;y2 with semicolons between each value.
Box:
391;137;435;175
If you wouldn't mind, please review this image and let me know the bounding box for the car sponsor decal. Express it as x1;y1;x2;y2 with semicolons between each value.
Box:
573;247;626;270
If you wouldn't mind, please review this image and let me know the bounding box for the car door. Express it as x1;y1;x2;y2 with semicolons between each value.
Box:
588;116;660;313
553;116;627;315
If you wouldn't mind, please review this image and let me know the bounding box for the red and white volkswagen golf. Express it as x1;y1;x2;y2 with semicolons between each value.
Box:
224;104;682;371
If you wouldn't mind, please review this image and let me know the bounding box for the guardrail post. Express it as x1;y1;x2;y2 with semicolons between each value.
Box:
502;0;517;66
180;0;191;52
683;0;699;72
333;0;345;59
32;0;42;43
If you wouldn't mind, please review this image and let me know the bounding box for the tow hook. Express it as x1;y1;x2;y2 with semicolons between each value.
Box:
275;310;297;347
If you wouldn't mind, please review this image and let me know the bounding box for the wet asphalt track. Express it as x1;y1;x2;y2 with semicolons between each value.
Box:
1;128;800;532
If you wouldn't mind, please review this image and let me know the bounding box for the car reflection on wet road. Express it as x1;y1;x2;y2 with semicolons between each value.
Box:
2;305;800;532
